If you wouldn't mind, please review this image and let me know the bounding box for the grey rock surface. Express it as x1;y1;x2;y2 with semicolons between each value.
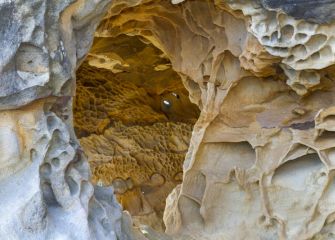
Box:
0;0;137;239
260;0;335;23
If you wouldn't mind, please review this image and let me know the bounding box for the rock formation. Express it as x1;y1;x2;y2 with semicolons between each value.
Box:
96;0;335;239
0;1;140;239
74;34;199;231
3;0;335;239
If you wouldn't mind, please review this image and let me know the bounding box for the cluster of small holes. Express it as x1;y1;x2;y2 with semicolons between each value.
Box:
250;11;335;70
73;62;169;137
40;114;93;209
282;66;321;95
74;62;199;138
81;121;193;187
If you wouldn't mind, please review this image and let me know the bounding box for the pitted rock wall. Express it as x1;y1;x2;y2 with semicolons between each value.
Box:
4;0;335;239
74;34;199;231
96;0;335;239
0;1;141;239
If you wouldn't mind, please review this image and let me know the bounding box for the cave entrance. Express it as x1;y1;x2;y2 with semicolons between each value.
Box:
74;34;199;231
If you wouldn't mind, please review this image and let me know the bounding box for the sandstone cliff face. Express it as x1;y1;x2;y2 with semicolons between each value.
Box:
97;0;335;239
3;0;335;239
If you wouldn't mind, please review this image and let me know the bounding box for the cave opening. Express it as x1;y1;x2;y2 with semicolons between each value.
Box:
74;33;200;231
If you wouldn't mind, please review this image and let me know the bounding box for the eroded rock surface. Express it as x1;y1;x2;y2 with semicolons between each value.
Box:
4;0;335;239
94;0;335;239
74;34;199;231
0;1;141;239
260;0;335;24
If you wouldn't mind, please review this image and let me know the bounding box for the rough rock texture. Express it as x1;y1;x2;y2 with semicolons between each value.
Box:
74;35;198;138
94;0;335;239
80;121;191;231
260;0;335;24
0;1;142;239
73;34;199;231
5;0;335;239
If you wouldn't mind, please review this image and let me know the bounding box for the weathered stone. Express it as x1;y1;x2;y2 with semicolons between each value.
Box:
96;0;335;239
260;0;335;24
73;33;199;231
0;0;138;239
4;0;335;239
